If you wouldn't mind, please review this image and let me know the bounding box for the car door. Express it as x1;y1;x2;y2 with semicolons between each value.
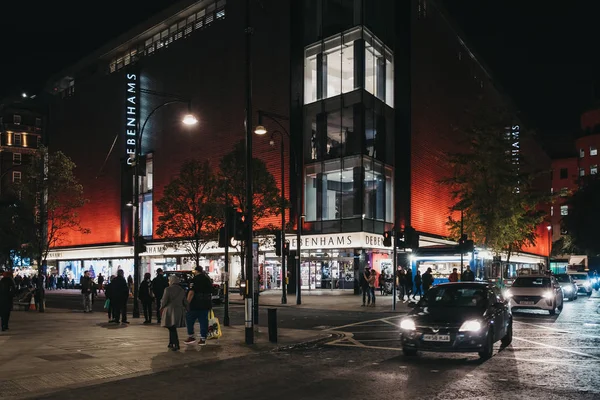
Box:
487;289;504;339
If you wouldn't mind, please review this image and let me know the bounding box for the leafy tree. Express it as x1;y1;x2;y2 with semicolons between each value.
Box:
561;176;600;256
0;192;36;270
155;159;221;268
442;106;548;268
18;146;90;271
218;140;284;277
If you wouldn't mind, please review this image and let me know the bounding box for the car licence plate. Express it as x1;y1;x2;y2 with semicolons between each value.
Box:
520;301;534;305
423;334;450;342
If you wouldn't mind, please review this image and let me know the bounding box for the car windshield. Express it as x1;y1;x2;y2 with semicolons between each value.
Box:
512;277;551;288
554;274;571;283
571;274;588;280
422;286;487;307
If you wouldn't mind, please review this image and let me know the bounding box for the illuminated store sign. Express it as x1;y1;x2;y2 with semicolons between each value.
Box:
125;73;138;165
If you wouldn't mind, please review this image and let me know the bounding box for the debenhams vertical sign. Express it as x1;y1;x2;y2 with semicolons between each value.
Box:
125;73;138;165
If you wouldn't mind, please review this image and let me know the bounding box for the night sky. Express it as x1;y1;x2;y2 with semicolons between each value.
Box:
1;0;598;157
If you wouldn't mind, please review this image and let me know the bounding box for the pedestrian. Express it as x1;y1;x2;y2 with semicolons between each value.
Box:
152;269;168;324
183;266;213;346
449;268;459;282
0;272;16;331
139;273;154;324
404;268;413;301
462;265;475;281
97;273;105;293
161;275;187;351
422;267;434;294
378;272;385;296
360;268;371;307
413;270;423;299
81;271;93;312
127;275;134;296
105;276;115;322
398;269;406;301
367;269;377;306
109;269;129;324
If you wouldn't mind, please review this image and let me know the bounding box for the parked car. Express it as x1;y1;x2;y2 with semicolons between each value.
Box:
567;272;593;297
163;270;224;303
399;282;512;360
553;273;578;301
505;275;564;315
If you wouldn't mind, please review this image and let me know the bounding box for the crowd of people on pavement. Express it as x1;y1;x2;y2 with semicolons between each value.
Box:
361;264;477;307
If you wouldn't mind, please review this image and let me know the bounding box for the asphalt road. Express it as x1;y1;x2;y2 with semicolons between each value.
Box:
38;290;600;399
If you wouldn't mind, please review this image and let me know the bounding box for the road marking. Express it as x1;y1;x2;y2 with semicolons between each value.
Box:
326;316;402;331
494;356;600;365
381;319;399;327
514;321;600;339
512;337;600;360
430;370;439;373
326;342;403;351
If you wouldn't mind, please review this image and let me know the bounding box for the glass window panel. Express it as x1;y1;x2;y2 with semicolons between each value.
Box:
591;165;598;175
326;110;344;159
324;159;343;220
385;166;393;222
342;156;361;218
591;146;598;156
304;46;318;104
178;21;186;29
324;36;342;99
142;193;153;236
305;164;320;221
341;37;354;93
385;50;394;107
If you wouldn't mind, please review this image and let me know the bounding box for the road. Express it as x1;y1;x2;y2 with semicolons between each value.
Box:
39;290;600;399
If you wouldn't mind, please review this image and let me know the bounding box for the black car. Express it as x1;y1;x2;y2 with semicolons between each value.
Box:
163;270;224;303
399;282;512;360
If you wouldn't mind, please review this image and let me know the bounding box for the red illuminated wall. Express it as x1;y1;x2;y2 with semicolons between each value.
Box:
48;0;291;248
410;2;551;257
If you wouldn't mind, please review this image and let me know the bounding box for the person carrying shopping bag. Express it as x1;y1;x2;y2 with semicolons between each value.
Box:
160;275;188;351
184;266;213;346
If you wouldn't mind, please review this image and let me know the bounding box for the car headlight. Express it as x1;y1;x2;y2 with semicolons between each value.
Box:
542;291;554;299
504;290;513;298
459;320;482;332
400;319;416;331
563;286;572;293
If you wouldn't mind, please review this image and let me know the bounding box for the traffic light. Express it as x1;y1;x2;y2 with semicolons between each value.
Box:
457;234;474;253
274;231;282;256
383;231;392;247
233;211;247;241
283;240;290;256
135;237;148;253
218;226;228;248
396;230;405;248
404;226;419;250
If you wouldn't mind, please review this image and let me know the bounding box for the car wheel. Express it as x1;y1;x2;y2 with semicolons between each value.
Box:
478;329;494;360
572;294;577;301
402;347;418;356
501;319;513;347
558;300;563;311
549;301;556;315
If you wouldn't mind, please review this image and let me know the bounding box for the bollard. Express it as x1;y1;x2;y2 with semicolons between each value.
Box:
268;308;277;343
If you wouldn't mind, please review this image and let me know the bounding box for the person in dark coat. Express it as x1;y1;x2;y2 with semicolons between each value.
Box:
184;266;213;346
404;268;413;301
105;276;115;322
413;270;423;299
398;269;407;301
139;273;154;324
462;265;475;282
152;269;168;324
109;270;129;324
0;272;16;331
360;267;371;307
81;271;93;312
422;267;434;294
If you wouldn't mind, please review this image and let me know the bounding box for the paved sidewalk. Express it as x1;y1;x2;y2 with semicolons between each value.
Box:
0;309;329;400
234;290;415;313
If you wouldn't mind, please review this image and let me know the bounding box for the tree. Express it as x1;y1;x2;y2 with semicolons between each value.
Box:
0;192;36;270
18;146;90;272
155;159;221;268
442;106;547;268
561;176;600;256
218;140;284;277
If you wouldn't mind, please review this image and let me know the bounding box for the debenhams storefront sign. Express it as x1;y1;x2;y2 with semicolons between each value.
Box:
46;232;389;261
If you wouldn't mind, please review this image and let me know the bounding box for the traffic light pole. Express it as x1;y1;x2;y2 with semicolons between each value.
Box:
460;209;464;277
244;0;254;345
392;227;397;311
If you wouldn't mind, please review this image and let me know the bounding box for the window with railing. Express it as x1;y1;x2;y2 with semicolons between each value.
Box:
109;0;226;74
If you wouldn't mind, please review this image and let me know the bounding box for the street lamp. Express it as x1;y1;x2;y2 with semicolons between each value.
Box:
131;94;197;319
255;110;302;305
546;224;552;273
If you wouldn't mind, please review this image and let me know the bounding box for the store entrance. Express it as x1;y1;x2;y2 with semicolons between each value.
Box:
301;257;354;290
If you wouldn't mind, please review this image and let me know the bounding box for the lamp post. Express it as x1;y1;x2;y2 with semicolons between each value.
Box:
254;110;303;305
131;94;197;318
546;224;552;273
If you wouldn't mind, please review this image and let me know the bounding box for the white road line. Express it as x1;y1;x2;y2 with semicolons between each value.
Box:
326;342;403;351
381;319;400;327
494;356;600;364
326;317;395;331
512;337;600;360
514;321;600;339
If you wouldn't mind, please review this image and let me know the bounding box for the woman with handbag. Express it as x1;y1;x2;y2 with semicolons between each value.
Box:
160;275;188;351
